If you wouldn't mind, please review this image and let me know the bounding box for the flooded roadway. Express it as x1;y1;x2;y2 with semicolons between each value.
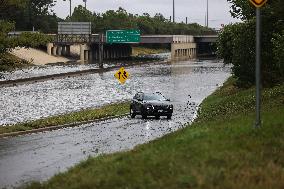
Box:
0;60;231;188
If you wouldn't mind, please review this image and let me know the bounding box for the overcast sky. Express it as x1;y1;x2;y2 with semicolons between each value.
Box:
53;0;240;28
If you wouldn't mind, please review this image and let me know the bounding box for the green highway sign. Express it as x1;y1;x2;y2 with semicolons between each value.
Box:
106;30;141;43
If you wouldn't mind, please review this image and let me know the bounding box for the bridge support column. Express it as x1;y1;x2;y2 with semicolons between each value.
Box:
84;50;89;61
113;47;117;59
57;46;62;56
193;48;196;58
52;46;57;56
89;50;93;62
66;45;71;56
106;49;110;59
94;49;99;60
127;46;132;57
80;45;84;61
122;48;126;57
47;43;53;55
171;43;197;61
118;47;122;58
61;46;66;56
80;44;91;62
110;49;114;59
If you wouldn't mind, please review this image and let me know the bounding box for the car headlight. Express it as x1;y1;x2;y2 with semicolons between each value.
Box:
146;105;153;110
168;105;173;109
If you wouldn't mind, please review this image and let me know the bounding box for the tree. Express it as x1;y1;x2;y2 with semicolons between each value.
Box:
0;0;58;32
69;5;93;22
0;20;15;53
272;31;284;81
0;20;52;72
218;0;284;87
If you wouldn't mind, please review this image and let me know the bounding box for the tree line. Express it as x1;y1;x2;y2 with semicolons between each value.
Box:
0;0;214;35
0;0;214;71
217;0;284;87
68;6;214;35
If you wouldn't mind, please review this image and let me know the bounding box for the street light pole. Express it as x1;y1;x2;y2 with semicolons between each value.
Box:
69;0;72;17
173;0;175;23
206;0;208;27
83;0;87;9
63;0;72;17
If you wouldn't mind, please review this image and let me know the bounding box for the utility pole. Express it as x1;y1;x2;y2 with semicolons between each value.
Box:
186;17;188;24
206;0;209;27
205;12;207;26
63;0;72;17
83;0;87;9
173;0;175;23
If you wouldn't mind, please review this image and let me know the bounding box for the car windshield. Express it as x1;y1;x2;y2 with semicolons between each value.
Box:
143;94;166;101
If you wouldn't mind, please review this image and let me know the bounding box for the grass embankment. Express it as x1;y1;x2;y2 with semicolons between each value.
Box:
0;102;130;135
132;46;169;56
0;53;31;72
27;78;284;189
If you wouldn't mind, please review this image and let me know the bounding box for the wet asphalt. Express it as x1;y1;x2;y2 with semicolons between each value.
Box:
0;60;231;188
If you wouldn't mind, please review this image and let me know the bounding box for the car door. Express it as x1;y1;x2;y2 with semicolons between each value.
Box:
132;94;139;112
136;93;144;113
133;93;143;113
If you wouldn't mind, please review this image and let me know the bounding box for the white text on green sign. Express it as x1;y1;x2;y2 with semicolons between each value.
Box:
106;30;141;43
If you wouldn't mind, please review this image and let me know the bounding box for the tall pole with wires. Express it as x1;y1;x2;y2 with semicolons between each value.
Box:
206;0;209;27
173;0;175;23
63;0;72;17
83;0;87;9
70;0;71;17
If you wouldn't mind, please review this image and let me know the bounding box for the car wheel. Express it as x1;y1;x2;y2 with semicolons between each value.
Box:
167;115;172;120
130;107;136;118
142;113;147;119
155;115;160;120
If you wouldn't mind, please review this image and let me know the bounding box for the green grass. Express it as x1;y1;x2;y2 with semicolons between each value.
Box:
26;79;284;189
0;53;31;72
132;47;169;56
0;102;130;135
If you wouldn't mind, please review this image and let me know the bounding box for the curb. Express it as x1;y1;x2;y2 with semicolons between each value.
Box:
0;113;129;138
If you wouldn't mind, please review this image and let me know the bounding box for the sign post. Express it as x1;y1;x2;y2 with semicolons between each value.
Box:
249;0;267;128
255;7;261;128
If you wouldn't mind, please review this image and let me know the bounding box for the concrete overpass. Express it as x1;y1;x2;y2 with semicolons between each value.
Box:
46;34;218;62
193;35;218;43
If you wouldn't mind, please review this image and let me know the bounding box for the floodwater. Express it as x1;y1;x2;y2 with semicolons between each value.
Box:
0;63;98;81
0;60;231;188
0;54;169;82
0;60;228;126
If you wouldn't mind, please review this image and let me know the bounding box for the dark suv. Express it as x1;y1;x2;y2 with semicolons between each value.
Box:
130;92;173;119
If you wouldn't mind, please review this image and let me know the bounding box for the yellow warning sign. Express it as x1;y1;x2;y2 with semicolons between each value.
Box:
114;67;129;84
249;0;267;8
